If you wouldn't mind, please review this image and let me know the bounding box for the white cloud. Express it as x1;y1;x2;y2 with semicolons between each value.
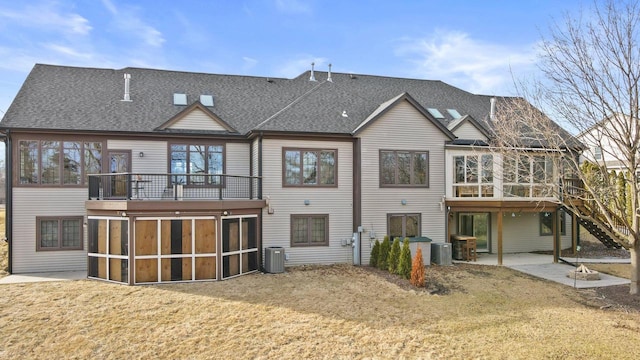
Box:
43;43;93;60
0;2;92;35
101;0;117;15
101;1;165;48
274;0;312;14
395;30;538;94
275;56;329;78
242;56;258;70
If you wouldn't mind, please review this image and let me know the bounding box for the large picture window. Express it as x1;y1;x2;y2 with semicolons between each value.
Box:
36;216;84;251
290;214;329;246
380;150;428;187
18;140;103;186
170;143;224;185
283;148;337;186
387;213;421;240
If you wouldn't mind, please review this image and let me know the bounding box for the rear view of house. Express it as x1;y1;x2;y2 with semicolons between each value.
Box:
0;64;581;284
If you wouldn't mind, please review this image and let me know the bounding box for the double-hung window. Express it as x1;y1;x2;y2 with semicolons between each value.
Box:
170;144;224;185
380;150;429;187
283;148;337;186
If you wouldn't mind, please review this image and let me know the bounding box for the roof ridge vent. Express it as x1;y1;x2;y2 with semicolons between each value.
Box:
309;62;317;81
122;73;132;102
327;63;332;82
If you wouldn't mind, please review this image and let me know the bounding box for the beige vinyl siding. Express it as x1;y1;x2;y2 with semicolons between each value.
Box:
453;121;488;141
261;139;353;265
251;138;259;178
107;140;167;173
168;108;228;131
357;100;450;265
12;188;88;273
493;213;572;253
226;142;250;176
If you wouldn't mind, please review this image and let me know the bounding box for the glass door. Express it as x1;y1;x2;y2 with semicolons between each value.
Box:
458;213;490;252
108;151;130;198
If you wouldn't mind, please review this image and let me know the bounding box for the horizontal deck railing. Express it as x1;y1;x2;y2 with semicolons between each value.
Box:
88;173;261;201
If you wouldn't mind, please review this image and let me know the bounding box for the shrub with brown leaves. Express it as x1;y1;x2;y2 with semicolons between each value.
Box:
410;246;426;287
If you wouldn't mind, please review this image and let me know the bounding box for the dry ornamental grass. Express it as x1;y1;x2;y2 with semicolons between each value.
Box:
1;264;640;359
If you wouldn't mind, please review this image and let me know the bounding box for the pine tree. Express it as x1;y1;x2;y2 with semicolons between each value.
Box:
387;237;401;274
369;239;380;267
397;238;412;279
410;246;426;287
377;236;391;270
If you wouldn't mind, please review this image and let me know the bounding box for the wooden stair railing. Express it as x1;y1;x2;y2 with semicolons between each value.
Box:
561;178;627;250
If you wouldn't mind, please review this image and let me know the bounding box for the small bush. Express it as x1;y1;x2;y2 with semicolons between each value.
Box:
377;236;391;270
369;239;380;267
397;238;412;279
387;237;401;273
410;246;426;287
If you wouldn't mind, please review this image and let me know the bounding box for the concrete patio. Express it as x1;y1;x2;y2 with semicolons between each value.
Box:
455;252;630;289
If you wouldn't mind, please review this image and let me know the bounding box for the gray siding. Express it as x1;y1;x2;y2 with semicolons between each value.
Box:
12;188;88;273
261;139;354;265
168;108;228;131
357;100;450;265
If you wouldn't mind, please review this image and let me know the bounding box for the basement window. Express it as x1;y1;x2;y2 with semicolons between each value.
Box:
540;211;566;236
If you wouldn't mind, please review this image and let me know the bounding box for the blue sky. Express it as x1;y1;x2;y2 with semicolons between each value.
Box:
0;0;584;122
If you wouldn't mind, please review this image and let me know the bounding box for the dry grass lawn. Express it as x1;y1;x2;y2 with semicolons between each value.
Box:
1;264;640;359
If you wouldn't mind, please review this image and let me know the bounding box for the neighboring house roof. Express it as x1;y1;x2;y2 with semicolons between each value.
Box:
0;64;577;146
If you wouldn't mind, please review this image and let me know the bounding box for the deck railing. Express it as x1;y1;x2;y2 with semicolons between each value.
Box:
88;173;262;200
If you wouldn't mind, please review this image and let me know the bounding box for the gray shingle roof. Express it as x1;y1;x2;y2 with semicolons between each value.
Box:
0;64;577;147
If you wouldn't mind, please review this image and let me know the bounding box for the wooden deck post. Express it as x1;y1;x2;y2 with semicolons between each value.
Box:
571;212;578;253
497;210;503;266
552;209;559;263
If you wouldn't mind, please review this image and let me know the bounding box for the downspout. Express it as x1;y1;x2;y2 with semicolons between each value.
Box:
258;134;263;199
4;130;12;273
353;137;362;265
258;133;264;271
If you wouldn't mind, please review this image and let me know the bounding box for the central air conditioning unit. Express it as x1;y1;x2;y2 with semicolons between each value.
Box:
264;247;285;273
431;242;452;266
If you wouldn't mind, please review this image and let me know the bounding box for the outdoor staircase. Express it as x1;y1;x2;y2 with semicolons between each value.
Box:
561;178;627;250
573;214;623;249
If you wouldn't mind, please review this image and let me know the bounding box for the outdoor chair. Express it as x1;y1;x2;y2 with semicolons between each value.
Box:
462;237;477;262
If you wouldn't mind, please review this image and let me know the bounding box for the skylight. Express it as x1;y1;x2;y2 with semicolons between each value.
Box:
173;93;187;105
200;95;214;107
447;109;462;119
427;108;444;119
